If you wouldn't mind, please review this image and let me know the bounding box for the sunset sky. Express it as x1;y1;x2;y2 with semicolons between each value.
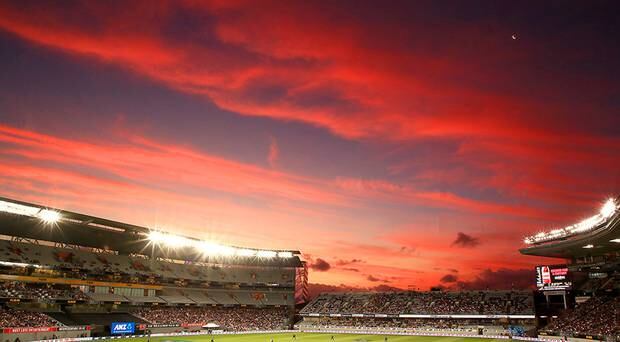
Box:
0;1;619;291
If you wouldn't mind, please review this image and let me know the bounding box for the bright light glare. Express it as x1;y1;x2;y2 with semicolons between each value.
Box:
199;242;235;256
148;231;167;243
148;230;293;258
237;249;256;257
149;230;193;249
217;246;236;256
257;250;277;258
38;209;61;224
0;200;62;225
601;198;617;218
277;251;293;258
524;197;618;245
0;200;41;217
583;244;594;249
167;234;192;248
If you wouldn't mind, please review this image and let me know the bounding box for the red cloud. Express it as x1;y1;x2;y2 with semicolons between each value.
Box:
0;1;618;290
1;0;617;147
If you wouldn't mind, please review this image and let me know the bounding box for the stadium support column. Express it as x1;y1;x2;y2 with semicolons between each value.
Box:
563;292;567;309
295;261;309;305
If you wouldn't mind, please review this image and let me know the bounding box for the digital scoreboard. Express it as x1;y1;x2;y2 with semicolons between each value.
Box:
536;265;571;291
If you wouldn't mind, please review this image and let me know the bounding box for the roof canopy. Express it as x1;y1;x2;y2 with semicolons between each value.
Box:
0;196;302;267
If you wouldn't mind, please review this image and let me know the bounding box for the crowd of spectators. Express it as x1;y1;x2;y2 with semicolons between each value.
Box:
299;317;478;329
0;306;57;328
296;317;531;336
134;306;290;331
0;282;88;301
301;290;533;315
543;296;620;337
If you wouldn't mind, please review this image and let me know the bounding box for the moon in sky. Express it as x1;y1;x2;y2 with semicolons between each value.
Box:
512;34;517;40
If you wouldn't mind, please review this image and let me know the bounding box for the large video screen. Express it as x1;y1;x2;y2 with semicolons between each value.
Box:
536;265;571;291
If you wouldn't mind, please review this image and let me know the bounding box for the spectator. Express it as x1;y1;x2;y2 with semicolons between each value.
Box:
0;307;56;328
134;306;289;331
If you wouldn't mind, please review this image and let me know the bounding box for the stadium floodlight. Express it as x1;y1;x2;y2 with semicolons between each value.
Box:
166;234;192;248
601;198;617;218
237;249;257;257
148;230;193;249
610;239;620;243
147;229;293;259
524;198;619;245
0;200;41;217
37;209;62;224
196;241;218;255
195;241;235;256
583;244;594;249
0;200;62;225
256;250;277;258
215;245;236;256
277;251;293;258
148;231;167;243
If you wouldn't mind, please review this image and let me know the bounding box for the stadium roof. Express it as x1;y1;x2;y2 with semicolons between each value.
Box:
520;197;620;259
0;196;302;267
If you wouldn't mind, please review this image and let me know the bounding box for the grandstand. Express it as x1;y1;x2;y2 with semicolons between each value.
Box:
520;197;620;340
295;198;620;341
0;196;303;340
297;290;535;336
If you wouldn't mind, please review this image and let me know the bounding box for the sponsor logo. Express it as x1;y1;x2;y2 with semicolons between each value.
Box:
111;322;135;334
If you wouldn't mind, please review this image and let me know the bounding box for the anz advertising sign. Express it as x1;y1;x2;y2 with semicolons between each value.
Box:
110;322;135;335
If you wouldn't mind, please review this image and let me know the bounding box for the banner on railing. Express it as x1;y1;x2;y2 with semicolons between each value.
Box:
2;326;90;334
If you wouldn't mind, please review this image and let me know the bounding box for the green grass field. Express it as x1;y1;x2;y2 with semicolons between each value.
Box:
103;332;504;342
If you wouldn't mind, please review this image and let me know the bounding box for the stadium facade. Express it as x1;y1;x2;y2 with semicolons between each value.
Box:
0;196;305;340
519;197;620;340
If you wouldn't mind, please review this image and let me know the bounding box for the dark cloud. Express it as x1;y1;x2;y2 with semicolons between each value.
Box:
372;284;402;292
399;246;416;255
366;275;391;283
449;269;459;273
367;275;380;282
452;232;480;248
306;283;404;300
309;258;331;271
440;274;459;283
335;259;364;266
455;268;534;290
342;267;360;272
306;283;362;299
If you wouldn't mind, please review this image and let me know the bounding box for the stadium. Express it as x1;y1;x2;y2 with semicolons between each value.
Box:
1;1;620;342
0;196;617;342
